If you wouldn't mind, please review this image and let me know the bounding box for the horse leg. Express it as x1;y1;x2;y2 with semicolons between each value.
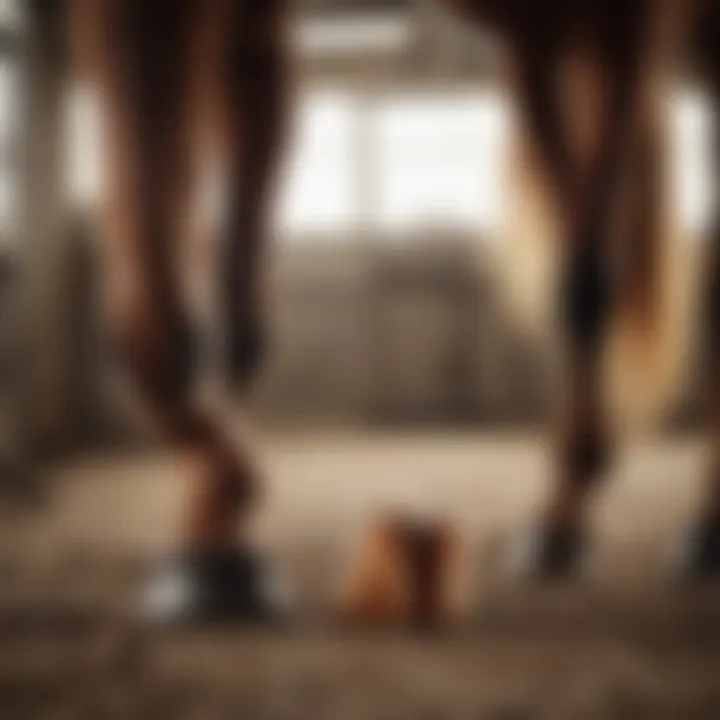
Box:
515;5;650;576
684;10;720;575
89;0;281;620
687;216;720;575
214;0;288;390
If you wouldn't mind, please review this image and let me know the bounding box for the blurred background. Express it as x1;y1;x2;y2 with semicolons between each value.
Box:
0;0;714;470
1;1;720;716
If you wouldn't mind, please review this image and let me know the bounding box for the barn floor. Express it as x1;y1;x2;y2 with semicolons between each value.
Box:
3;433;720;718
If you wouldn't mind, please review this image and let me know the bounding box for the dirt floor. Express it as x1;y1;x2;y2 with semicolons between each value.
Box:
3;433;720;719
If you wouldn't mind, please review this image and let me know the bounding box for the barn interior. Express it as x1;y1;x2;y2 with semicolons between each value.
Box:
2;0;720;716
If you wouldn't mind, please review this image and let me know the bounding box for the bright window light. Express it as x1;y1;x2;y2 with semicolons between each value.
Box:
65;85;103;209
62;80;714;246
374;91;512;237
278;90;357;238
671;89;714;237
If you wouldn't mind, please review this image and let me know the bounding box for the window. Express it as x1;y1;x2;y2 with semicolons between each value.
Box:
278;89;357;238
373;91;511;237
65;85;102;210
62;80;713;244
671;89;713;237
276;87;512;241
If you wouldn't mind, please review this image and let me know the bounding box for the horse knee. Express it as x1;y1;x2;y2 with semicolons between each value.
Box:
561;241;612;350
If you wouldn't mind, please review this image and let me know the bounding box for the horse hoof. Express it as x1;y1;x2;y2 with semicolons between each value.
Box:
508;523;588;580
140;546;294;625
674;520;720;580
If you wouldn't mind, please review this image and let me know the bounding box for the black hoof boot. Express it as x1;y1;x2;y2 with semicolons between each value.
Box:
676;520;720;580
141;547;293;625
510;523;587;580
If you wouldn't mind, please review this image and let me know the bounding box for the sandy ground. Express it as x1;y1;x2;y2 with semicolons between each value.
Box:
2;433;720;718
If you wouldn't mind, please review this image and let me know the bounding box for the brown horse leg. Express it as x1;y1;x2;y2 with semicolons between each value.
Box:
513;39;576;213
215;0;288;389
688;223;720;575
90;1;278;618
684;15;720;575
517;4;650;575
